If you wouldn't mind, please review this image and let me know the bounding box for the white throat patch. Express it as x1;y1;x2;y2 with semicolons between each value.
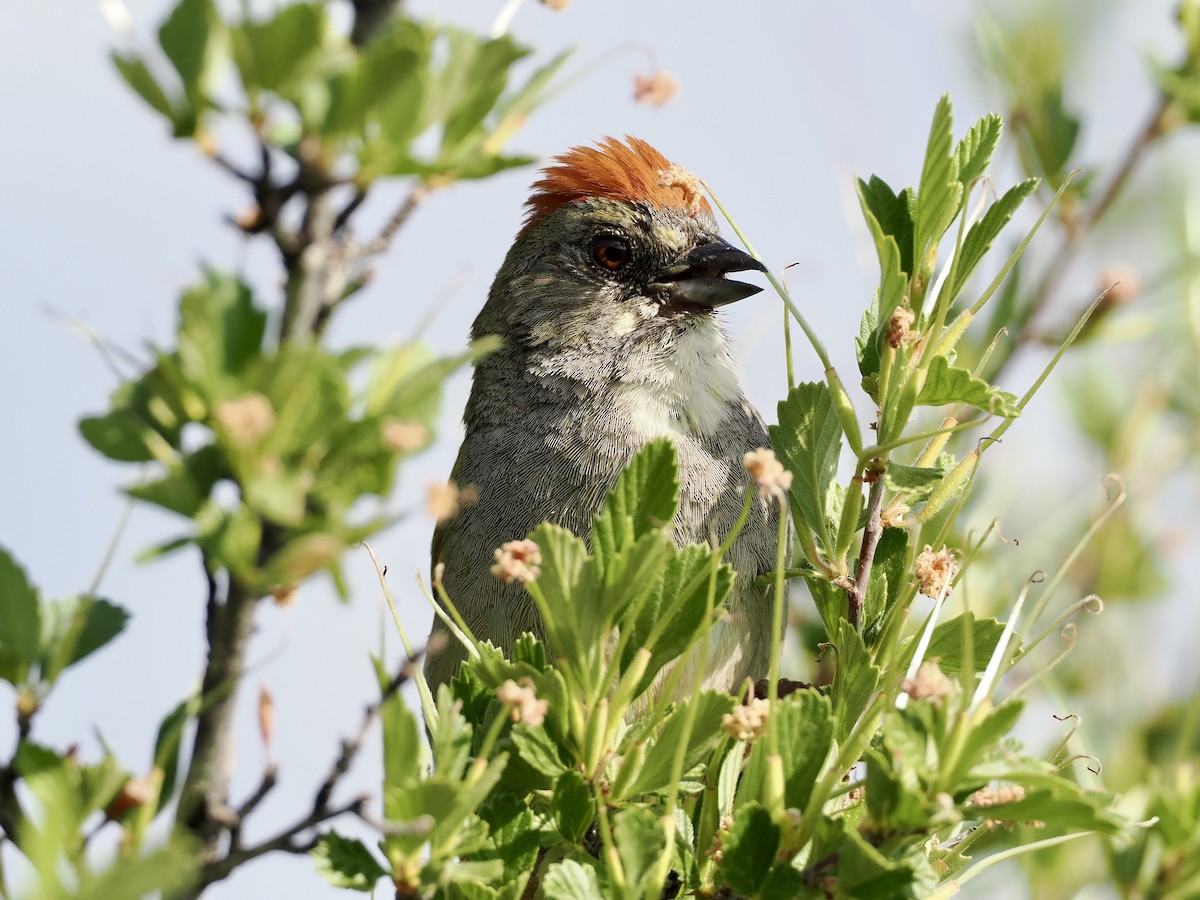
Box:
615;317;742;438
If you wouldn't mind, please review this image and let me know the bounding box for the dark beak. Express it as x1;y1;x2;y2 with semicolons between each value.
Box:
647;236;767;312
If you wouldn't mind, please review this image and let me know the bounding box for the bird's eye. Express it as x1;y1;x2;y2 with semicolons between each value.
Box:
591;235;630;271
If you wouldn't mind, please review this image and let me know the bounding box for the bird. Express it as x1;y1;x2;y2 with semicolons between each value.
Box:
424;136;782;699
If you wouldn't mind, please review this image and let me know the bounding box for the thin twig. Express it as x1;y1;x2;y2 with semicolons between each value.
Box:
1016;96;1169;344
848;473;886;631
363;185;431;256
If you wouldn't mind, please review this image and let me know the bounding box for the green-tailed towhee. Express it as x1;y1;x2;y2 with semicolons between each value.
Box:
424;136;781;697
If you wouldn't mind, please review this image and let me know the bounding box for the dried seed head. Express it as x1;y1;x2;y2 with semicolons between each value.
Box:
490;539;542;585
903;660;954;706
914;544;956;597
381;418;429;453
633;70;680;107
886;306;917;349
971;783;1026;808
213;392;275;445
495;677;548;726
258;684;275;751
656;164;705;216
743;447;793;503
721;697;771;742
270;585;298;607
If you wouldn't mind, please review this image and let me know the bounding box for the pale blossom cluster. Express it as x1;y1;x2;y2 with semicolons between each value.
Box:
657;164;705;216
914;544;956;597
633;70;680;107
743;448;793;503
903;660;954;706
970;783;1026;807
721;697;771;742
213;392;275;445
381;418;429;453
425;479;479;524
490;539;542;585
495;677;548;727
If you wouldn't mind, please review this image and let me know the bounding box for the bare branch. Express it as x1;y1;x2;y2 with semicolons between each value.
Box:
847;471;886;631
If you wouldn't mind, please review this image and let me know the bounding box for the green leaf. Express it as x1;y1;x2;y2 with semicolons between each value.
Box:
865;747;929;831
952;178;1039;296
884;458;953;503
510;724;568;778
770;383;844;554
832;620;879;745
955;113;1003;187
552;770;594;845
629;690;735;796
619;544;732;697
923;612;1013;673
526;523;591;664
152;693;203;813
127;444;226;518
375;656;426;807
231;3;330;96
592;439;679;566
441;33;529;151
720;803;780;897
864;527;909;638
951;699;1024;785
737;691;833;811
857;175;915;278
112;52;176;121
178;272;267;395
914;94;963;259
0;547;41;686
917;356;1020;417
311;831;389;891
542;858;604;900
157;0;223;134
37;595;130;686
839;827;918;897
614;807;665;889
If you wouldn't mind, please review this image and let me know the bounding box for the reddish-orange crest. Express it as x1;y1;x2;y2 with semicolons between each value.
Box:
522;136;712;233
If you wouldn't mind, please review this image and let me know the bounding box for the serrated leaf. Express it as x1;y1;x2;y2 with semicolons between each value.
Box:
915;94;963;257
0;547;41;686
955;113;1003;187
737;691;833;811
770;383;844;554
884;460;952;503
552;770;594;844
542;858;604;900
592;439;679;566
951;698;1024;785
157;0;223;134
917;356;1020;417
832;620;879;744
510;724;568;777
839;827;918;896
720;803;780;896
614;807;665;889
374;655;426;809
952;178;1039;296
865;748;929;831
864;527;909;636
630;690;735;796
311;831;388;891
857;174;915;277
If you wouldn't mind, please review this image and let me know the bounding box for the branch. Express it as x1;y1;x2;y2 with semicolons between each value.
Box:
362;185;430;256
847;472;886;631
1016;95;1170;344
175;568;262;865
195;655;416;891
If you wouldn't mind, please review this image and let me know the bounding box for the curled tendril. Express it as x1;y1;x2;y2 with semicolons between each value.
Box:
1019;594;1105;664
993;521;1019;546
1102;472;1127;505
1051;713;1079;723
1058;754;1103;776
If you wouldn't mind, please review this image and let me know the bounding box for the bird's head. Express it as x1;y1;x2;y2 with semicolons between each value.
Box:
474;137;766;363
